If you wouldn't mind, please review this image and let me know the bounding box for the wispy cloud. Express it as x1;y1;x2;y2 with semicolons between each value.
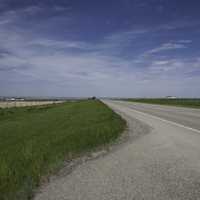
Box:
0;1;200;97
28;39;92;51
177;40;192;44
145;42;187;55
159;19;200;31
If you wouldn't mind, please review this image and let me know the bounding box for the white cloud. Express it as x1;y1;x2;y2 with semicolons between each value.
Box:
158;20;200;31
153;60;170;65
178;40;192;44
27;39;92;50
0;15;199;97
147;43;187;54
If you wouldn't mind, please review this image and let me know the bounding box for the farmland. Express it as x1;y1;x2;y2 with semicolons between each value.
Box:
0;100;125;200
124;98;200;109
0;101;63;108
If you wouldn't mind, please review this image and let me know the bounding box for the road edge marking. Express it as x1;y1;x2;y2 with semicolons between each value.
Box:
110;102;200;134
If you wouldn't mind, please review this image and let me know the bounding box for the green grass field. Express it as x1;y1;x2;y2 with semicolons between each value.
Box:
0;100;125;200
125;98;200;108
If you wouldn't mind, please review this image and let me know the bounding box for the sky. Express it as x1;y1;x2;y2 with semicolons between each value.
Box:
0;0;200;98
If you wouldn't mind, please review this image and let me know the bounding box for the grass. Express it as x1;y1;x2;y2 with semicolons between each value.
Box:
0;100;125;200
124;98;200;108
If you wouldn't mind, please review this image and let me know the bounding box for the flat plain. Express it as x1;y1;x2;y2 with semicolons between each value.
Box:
0;101;63;108
125;98;200;109
0;100;125;200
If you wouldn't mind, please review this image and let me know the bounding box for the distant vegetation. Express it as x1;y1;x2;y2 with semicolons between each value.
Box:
124;98;200;108
0;100;125;200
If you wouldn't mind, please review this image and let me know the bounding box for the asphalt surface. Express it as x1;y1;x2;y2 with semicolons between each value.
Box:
112;101;200;131
35;100;200;200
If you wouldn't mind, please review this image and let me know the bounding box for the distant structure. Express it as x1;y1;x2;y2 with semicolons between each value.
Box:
6;98;16;101
6;98;25;101
88;96;97;100
166;96;177;99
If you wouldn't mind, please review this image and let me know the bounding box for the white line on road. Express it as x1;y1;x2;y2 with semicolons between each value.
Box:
123;105;200;134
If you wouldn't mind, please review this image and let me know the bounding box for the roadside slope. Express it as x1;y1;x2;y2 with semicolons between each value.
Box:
0;100;125;200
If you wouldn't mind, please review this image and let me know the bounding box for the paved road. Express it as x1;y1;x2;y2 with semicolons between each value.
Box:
111;101;200;131
35;100;200;200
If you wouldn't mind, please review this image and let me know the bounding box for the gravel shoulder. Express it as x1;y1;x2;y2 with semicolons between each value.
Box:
34;101;151;200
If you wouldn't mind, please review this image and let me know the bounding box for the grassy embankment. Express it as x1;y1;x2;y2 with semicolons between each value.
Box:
125;98;200;108
0;100;125;200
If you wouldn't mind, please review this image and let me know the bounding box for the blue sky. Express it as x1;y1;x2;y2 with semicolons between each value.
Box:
0;0;200;97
